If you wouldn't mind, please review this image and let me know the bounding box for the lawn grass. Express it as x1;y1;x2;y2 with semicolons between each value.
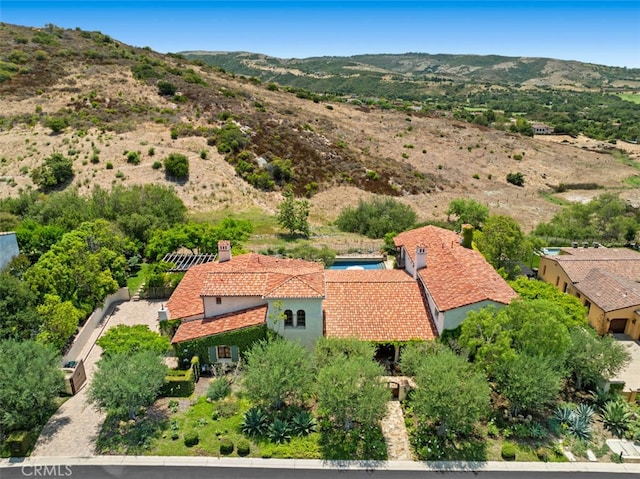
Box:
126;263;150;295
617;93;640;104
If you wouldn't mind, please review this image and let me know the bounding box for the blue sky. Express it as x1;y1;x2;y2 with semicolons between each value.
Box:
1;1;639;68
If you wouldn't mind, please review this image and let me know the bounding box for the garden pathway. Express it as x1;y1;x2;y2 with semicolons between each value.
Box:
31;300;163;457
381;401;414;461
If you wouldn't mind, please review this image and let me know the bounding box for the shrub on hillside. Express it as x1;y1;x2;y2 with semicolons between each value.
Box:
506;172;524;187
163;153;189;179
30;153;73;190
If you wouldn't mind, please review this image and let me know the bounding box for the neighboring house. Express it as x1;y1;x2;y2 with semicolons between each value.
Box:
166;227;516;366
532;123;555;135
393;226;517;334
0;231;19;271
538;245;640;340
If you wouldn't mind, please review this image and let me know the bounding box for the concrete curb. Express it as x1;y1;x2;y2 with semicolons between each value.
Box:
2;456;640;474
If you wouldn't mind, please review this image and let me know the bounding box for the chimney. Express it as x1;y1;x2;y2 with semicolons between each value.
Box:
158;304;170;322
461;224;474;249
414;244;427;279
218;240;231;263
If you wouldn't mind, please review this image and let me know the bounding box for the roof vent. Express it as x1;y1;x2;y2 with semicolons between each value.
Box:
593;242;600;248
583;241;589;248
572;241;578;248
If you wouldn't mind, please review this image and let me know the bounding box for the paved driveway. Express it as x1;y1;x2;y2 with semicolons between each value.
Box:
612;334;640;397
31;299;164;457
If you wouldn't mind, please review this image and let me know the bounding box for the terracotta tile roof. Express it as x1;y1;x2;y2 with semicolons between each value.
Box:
544;247;640;284
167;253;324;319
574;269;640;312
323;269;437;342
394;226;517;311
171;305;267;343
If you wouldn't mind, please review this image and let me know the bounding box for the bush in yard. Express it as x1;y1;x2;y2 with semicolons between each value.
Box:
501;442;517;460
601;400;632;438
219;437;234;455
163;153;189;179
291;410;317;436
207;378;231;401
236;438;251;457
241;407;269;436
267;418;291;444
214;399;239;418
184;431;199;447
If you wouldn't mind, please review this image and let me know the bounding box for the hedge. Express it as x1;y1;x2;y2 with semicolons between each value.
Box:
161;368;195;397
5;430;31;457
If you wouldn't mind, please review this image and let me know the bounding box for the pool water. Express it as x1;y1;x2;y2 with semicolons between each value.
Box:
327;260;385;270
541;247;562;255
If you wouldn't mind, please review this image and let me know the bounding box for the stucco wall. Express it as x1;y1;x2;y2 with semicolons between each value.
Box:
443;300;500;331
266;298;323;350
0;232;19;271
538;256;573;293
203;296;265;317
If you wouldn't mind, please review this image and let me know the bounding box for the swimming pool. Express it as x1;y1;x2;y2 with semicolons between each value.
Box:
327;258;386;270
541;247;562;256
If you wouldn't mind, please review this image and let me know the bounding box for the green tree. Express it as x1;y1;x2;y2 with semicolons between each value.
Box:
313;337;376;370
277;190;310;237
565;327;631;391
459;299;573;377
446;198;489;229
243;338;312;410
509;276;587;327
163;153;189;179
96;324;170;358
335;198;417;239
0;340;63;436
493;353;563;415
0;273;40;341
30;153;74;190
316;355;388;431
36;294;83;351
412;346;490;437
24;220;131;313
88;350;167;419
475;215;526;279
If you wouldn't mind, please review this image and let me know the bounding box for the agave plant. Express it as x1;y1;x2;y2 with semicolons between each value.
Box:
241;407;269;437
267;418;292;444
574;403;595;422
566;413;591;441
601;400;632;438
291;410;317;437
553;404;574;424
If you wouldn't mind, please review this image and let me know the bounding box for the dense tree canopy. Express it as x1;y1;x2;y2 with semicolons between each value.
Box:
24;220;132;313
0;272;40;341
335;197;417;239
243;339;313;410
276;190;310;237
446;198;489;230
36;294;83;351
0;340;64;434
410;344;490;437
88;350;167;419
475;215;527;279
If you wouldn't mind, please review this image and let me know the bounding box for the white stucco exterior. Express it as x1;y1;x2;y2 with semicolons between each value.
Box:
203;295;265;317
266;298;324;350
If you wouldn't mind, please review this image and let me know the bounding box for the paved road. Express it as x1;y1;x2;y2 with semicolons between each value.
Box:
1;464;639;479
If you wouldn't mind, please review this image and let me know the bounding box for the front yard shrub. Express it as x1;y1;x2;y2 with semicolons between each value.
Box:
242;407;269;436
601;400;632;438
501;442;517;460
5;430;31;457
267;418;292;444
214;399;239;419
207;378;231;401
236;438;251;456
291;410;317;437
184;431;199;447
219;437;234;455
161;368;194;397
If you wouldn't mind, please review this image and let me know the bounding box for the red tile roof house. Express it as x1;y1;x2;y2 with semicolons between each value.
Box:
165;228;516;367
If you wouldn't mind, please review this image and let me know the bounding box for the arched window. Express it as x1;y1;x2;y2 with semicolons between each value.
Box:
284;309;293;328
296;310;306;328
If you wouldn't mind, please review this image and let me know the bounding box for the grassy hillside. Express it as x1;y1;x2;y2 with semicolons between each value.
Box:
1;23;639;232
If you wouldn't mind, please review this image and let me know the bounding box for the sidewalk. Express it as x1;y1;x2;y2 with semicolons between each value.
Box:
2;456;640;474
